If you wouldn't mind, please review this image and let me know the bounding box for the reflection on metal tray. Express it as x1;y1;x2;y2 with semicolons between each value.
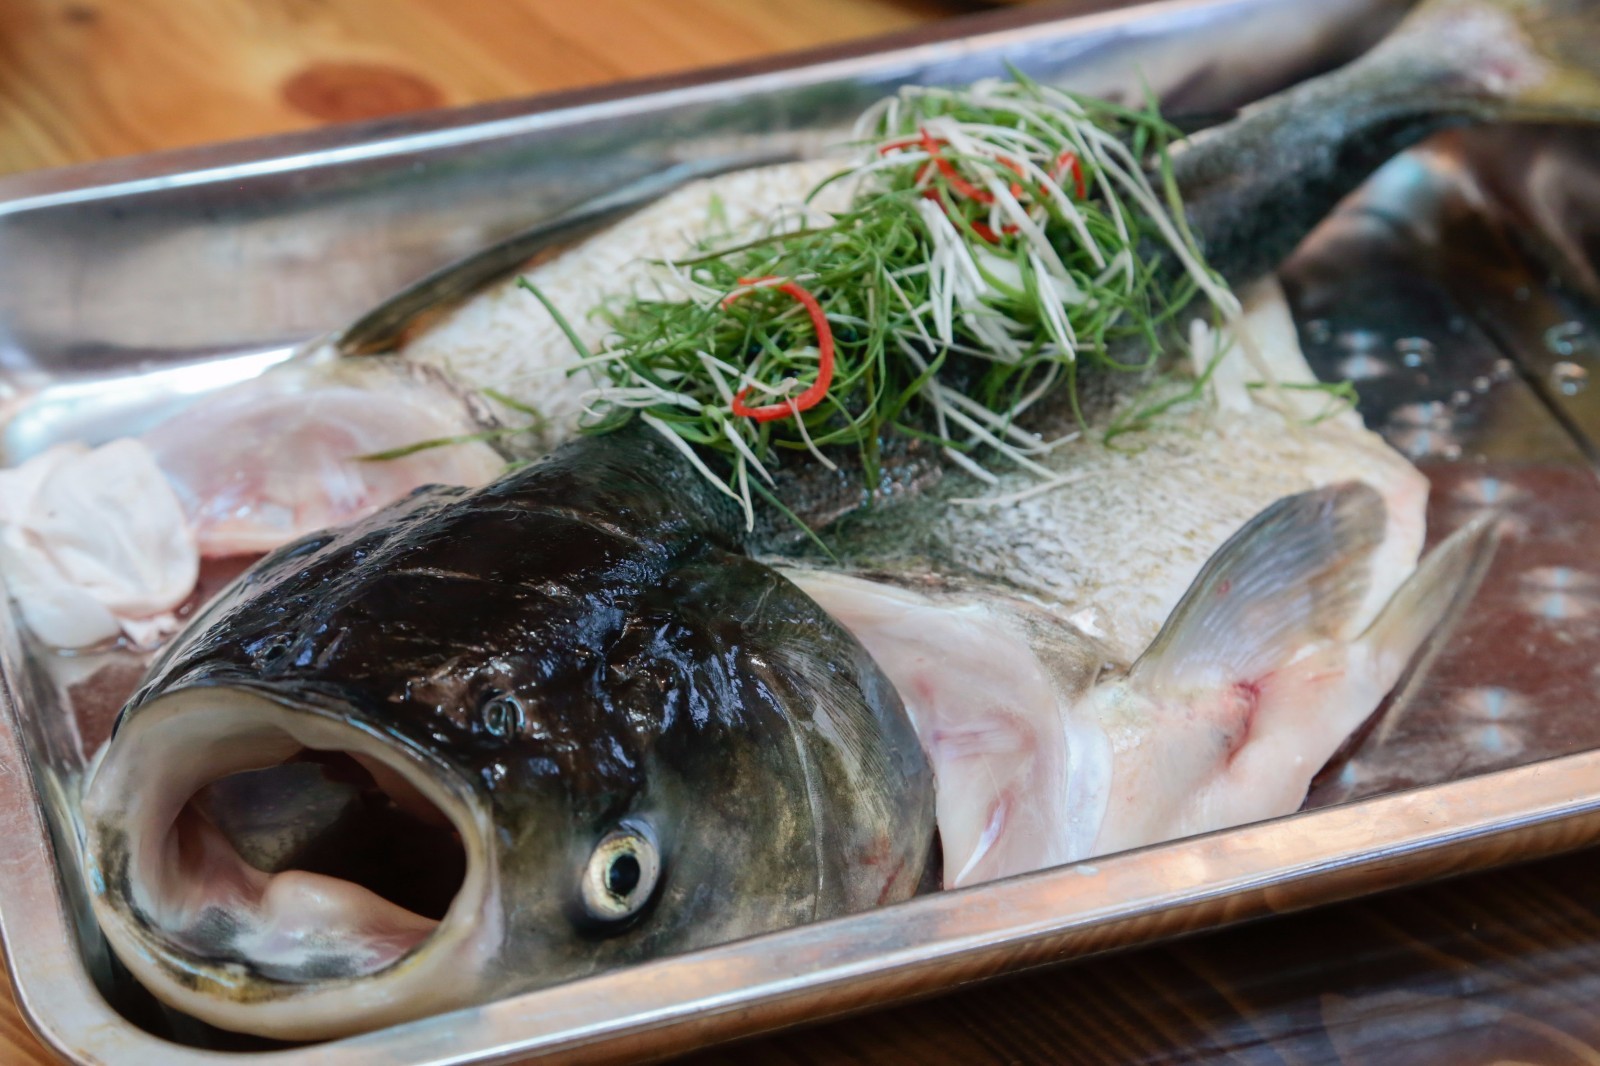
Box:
5;1;1600;1063
1283;129;1600;807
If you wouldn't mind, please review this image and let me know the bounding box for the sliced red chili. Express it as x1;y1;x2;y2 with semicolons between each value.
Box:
1053;149;1087;199
885;131;1076;244
724;277;836;423
919;129;994;204
876;135;924;156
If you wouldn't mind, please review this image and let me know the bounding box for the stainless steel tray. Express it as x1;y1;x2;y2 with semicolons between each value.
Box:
6;0;1600;1062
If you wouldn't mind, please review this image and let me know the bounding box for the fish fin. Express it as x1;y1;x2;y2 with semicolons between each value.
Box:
1361;510;1501;663
1311;510;1504;783
1393;0;1600;124
1177;0;1600;284
1128;482;1385;694
1096;491;1500;854
1359;510;1503;724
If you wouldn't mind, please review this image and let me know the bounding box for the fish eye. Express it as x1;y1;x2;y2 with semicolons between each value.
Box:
479;693;525;738
580;824;660;924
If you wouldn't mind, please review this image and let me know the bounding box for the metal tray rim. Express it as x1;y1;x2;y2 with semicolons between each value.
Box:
0;0;1220;215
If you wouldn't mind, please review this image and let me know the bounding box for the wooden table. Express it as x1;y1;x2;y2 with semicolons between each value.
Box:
6;1;1600;1063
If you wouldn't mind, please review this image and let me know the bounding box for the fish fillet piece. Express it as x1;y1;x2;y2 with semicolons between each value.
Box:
143;358;505;557
0;439;196;648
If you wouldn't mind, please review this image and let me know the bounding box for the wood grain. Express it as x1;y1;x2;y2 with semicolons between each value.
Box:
6;2;1600;1065
0;0;970;175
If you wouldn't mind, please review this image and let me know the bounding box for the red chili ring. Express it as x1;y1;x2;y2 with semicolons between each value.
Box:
724;277;836;423
1053;149;1087;199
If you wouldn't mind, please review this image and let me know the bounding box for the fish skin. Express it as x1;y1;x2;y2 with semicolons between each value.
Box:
1173;0;1600;285
803;283;1428;660
83;424;934;1040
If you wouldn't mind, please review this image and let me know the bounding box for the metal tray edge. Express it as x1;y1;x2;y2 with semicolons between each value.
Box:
0;0;1379;213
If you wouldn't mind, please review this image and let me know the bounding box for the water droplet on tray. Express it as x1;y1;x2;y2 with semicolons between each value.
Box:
1389;401;1451;428
1518;566;1600;621
1385;402;1461;460
1336;329;1384;352
1469;723;1524;758
1337;353;1393;380
1303;318;1333;345
1452;475;1524;508
1394;337;1436;368
1544;321;1589;357
1550;361;1589;395
1447;686;1534;723
1492;358;1516;382
1471;375;1491;393
1447;476;1533;536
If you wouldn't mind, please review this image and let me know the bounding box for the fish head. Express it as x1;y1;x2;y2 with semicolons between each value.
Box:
83;430;934;1040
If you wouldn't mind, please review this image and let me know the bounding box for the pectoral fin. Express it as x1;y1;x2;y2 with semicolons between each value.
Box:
1128;481;1385;696
1097;485;1500;856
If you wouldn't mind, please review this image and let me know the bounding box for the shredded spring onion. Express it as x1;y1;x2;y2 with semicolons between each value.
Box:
531;75;1247;527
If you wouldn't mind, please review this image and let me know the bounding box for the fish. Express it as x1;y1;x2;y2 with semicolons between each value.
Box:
79;277;1491;1039
64;0;1589;1042
80;424;934;1040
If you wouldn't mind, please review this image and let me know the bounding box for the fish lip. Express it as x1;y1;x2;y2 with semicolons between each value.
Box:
81;682;503;1041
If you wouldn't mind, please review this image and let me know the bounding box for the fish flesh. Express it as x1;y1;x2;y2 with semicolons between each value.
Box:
141;357;505;558
82;426;933;1039
0;357;504;648
0;439;195;648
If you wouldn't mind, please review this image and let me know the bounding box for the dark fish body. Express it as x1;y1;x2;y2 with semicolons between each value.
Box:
83;427;934;1039
1174;0;1600;284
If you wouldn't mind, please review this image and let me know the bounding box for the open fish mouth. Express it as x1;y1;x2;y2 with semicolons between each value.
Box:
81;686;502;1040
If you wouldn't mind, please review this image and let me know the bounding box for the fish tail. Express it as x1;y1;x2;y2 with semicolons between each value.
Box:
1178;0;1600;284
1366;0;1600;124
